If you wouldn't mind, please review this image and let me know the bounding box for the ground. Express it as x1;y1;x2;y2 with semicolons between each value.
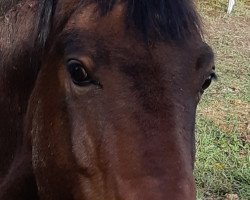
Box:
195;0;250;199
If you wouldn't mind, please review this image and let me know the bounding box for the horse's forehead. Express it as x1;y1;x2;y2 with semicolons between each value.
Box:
62;3;200;63
65;3;125;37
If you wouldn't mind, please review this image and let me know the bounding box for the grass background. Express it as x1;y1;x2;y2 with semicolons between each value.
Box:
195;0;250;199
0;0;249;199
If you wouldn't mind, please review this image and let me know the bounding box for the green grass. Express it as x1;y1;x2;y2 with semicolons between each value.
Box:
195;0;250;199
195;119;250;199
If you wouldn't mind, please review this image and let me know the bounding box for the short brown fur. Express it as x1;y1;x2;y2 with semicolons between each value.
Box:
0;1;215;199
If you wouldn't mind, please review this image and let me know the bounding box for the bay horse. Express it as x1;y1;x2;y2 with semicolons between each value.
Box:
0;0;216;199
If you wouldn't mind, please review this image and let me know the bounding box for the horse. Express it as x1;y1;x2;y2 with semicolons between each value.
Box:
0;0;216;199
0;0;20;15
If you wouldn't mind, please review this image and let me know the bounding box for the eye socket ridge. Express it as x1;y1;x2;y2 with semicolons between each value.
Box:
66;59;100;86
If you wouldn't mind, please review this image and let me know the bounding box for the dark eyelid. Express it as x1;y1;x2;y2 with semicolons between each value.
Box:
66;58;92;75
66;58;83;64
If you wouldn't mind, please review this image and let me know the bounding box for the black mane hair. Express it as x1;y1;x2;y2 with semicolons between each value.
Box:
36;0;202;48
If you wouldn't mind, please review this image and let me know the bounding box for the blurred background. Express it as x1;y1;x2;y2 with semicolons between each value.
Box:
0;0;249;199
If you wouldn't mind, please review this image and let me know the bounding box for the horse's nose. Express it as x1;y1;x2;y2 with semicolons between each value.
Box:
116;176;196;200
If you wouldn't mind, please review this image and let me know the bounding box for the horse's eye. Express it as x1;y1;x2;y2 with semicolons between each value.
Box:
66;59;90;86
202;72;217;91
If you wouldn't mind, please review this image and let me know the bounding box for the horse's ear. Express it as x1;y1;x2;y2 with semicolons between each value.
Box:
35;0;57;49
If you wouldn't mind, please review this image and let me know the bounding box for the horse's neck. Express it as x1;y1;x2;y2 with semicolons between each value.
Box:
0;0;38;179
0;0;22;16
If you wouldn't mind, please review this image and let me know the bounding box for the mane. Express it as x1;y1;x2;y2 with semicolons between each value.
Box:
36;0;202;48
97;0;202;41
